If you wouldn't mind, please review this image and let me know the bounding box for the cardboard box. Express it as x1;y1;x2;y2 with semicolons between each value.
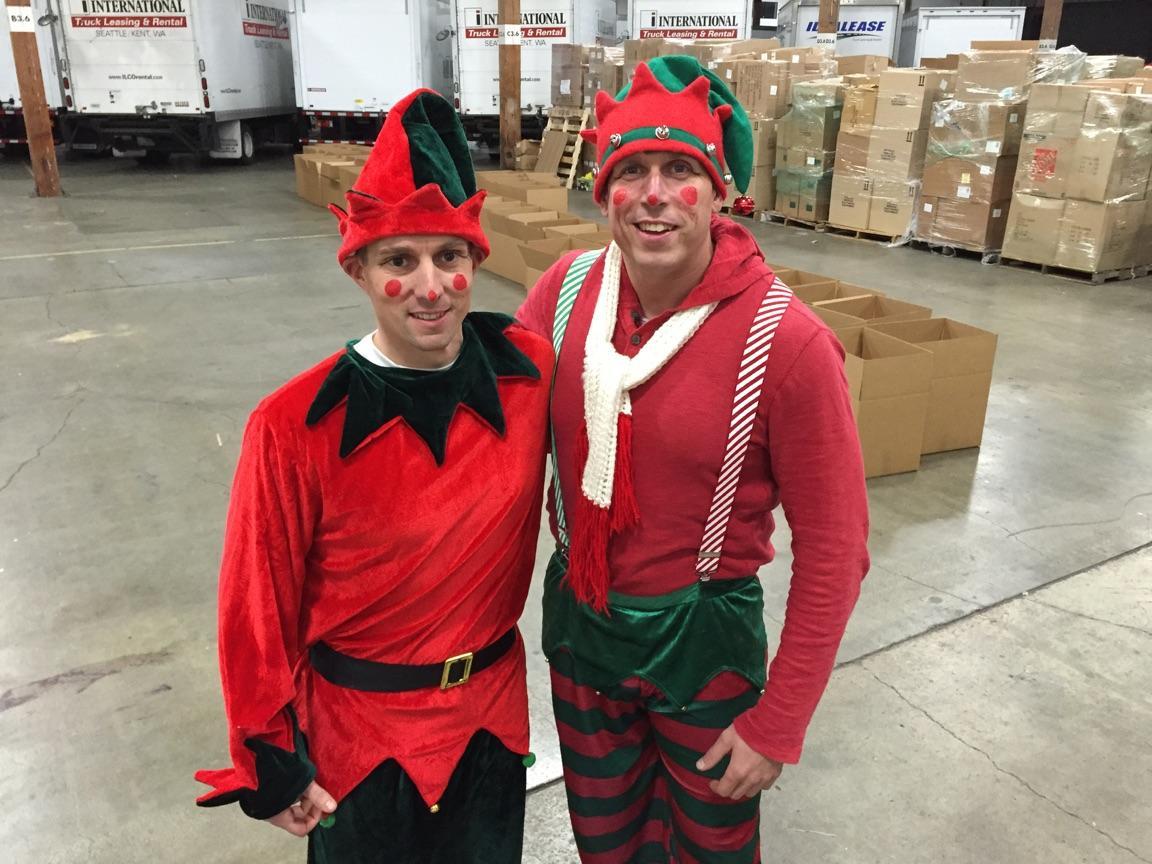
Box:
783;147;834;174
319;160;357;210
922;155;1018;205
811;305;867;331
836;126;872;172
1065;130;1152;203
551;43;585;109
869;318;997;453
874;69;956;127
791;279;882;305
483;232;527;283
837;55;890;77
774;170;802;218
784;104;843;152
867;128;929;180
1026;83;1091;132
956;50;1037;102
1002;192;1066;264
1055;199;1145;272
1080;90;1152;129
817;295;932;325
921;55;961;71
829;173;873;230
918;196;1011;249
1015;131;1077;198
746;164;776;210
772;268;838;297
868;180;920;236
751;118;778;166
928;99;1026;158
542;222;603;239
293;153;325;206
736;59;792;119
836;327;934;477
842;86;879;129
486;211;583;242
798;174;834;222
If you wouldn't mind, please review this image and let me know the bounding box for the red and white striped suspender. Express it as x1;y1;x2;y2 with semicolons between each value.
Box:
695;277;793;578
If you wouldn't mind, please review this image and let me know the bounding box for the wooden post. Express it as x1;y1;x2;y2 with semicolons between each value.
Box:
1038;0;1064;51
815;0;840;53
498;0;521;170
7;0;61;197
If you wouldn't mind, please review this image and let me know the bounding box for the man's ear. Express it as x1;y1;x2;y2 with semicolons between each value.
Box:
598;187;610;218
341;254;365;285
711;186;724;213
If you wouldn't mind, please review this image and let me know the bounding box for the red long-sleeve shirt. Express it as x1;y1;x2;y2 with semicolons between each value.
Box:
516;217;870;763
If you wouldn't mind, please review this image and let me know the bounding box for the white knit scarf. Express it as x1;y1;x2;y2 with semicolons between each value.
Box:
581;242;717;508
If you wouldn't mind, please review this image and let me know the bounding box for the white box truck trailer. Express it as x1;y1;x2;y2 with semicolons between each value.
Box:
1;1;66;152
290;0;453;146
623;0;752;40
898;6;1025;68
776;0;902;60
453;0;616;146
51;0;296;161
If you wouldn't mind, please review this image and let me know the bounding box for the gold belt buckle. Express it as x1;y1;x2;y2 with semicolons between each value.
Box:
440;652;474;690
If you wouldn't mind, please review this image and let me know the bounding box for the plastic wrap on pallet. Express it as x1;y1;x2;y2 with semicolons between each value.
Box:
956;46;1087;103
772;79;842;222
914;98;1027;251
1003;84;1152;274
1084;55;1147;80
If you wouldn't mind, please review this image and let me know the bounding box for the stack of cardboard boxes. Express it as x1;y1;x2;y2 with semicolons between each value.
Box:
1002;81;1152;274
292;144;372;210
474;170;613;289
623;37;783;83
773;79;843;222
767;261;999;477
829;69;957;237
915;97;1025;251
551;44;625;111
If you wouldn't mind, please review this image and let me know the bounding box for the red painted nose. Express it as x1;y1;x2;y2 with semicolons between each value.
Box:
646;193;659;206
426;289;439;302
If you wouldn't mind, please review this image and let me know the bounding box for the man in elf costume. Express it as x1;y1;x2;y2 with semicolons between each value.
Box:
517;57;871;862
195;89;553;863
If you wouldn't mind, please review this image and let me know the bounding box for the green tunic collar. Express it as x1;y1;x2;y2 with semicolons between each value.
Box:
305;312;539;463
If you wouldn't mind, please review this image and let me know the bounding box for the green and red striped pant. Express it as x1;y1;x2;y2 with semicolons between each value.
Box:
551;662;764;863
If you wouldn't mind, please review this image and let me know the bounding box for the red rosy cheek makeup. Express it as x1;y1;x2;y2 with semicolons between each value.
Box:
612;189;628;207
679;186;698;206
384;280;402;298
452;274;469;291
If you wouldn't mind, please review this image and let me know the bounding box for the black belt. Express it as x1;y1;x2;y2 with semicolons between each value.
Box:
309;627;517;692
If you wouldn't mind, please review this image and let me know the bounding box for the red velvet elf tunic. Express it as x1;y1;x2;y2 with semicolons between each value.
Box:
195;314;553;813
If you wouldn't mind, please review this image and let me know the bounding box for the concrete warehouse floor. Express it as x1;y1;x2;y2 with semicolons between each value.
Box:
0;149;1149;864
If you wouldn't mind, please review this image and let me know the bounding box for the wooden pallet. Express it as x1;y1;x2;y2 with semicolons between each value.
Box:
823;222;909;246
765;211;826;230
999;257;1152;285
910;238;1001;266
539;107;590;190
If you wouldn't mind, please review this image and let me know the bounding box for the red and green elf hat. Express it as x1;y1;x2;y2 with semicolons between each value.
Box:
330;89;488;264
581;55;753;204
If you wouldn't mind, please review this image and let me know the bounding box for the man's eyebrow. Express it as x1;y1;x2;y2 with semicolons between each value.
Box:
374;245;415;258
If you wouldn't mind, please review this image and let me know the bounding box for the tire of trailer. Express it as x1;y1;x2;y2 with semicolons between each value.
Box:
238;122;255;165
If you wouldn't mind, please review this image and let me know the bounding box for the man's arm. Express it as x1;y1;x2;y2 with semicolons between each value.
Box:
195;410;335;828
701;326;869;796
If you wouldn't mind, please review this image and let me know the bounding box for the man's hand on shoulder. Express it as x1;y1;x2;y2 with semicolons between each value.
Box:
266;780;336;837
697;725;784;799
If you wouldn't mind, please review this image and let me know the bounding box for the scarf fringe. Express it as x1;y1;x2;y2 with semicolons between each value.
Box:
610;412;639;532
567;425;611;613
